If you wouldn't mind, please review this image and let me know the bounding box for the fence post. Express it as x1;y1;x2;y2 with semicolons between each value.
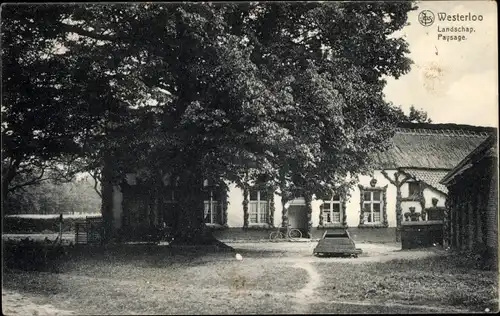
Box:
59;214;63;236
75;223;79;244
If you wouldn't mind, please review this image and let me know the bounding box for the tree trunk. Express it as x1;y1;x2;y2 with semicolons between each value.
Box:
304;193;313;239
1;158;21;216
100;154;114;243
169;170;231;249
1;176;10;216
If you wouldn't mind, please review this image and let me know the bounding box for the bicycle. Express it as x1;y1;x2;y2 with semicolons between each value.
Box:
269;224;302;240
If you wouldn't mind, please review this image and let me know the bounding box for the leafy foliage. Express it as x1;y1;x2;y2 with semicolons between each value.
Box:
394;105;433;123
69;3;417;186
5;175;101;215
1;5;107;203
2;3;418;241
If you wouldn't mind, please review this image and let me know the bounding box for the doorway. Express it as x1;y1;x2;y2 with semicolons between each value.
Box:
287;205;308;236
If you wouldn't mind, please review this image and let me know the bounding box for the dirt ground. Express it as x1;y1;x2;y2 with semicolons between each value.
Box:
2;288;75;316
2;241;497;315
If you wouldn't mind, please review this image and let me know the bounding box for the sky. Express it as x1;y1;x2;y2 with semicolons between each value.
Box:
383;0;498;127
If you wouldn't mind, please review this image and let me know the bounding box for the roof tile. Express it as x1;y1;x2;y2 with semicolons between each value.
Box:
400;169;449;194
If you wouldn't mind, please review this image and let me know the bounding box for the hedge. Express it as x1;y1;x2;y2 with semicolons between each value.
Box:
2;216;90;234
2;237;73;271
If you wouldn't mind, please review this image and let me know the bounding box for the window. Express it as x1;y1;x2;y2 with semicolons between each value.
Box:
408;182;420;197
321;194;342;224
248;189;269;224
363;190;382;224
204;191;221;224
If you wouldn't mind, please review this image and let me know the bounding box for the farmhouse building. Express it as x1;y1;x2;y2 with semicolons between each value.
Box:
440;134;498;268
109;123;494;243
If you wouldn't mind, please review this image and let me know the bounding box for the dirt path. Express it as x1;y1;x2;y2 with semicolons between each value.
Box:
292;261;323;314
289;255;471;315
2;288;75;316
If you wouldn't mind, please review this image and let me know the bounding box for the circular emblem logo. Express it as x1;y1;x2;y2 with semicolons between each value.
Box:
418;10;435;26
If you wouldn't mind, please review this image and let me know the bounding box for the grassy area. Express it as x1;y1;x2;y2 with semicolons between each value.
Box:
2;243;498;314
3;245;308;315
313;253;498;312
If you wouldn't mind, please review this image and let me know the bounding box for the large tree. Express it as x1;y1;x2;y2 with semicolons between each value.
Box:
2;2;417;244
1;4;162;219
1;5;114;212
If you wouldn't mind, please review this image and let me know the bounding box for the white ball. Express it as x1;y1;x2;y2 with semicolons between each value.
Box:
235;253;243;261
485;308;490;312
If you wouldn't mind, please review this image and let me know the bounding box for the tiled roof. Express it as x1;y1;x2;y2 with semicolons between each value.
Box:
372;123;494;169
399;168;449;194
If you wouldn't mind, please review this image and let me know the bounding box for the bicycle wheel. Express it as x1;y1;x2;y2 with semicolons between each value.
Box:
288;229;302;239
269;231;284;240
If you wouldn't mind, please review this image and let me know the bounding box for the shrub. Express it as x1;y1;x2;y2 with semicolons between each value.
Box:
2;237;74;272
2;216;86;234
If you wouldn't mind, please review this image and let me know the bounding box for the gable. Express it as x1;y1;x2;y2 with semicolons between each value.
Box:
399;168;449;194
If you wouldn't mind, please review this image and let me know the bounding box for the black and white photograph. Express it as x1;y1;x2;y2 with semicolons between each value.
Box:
1;1;498;315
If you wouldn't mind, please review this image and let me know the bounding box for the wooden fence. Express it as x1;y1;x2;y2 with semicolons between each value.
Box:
75;216;104;245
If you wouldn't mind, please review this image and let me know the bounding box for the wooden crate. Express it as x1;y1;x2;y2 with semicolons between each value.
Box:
313;229;362;257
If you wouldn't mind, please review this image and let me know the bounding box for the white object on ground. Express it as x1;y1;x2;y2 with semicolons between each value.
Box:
485;308;490;312
235;253;243;261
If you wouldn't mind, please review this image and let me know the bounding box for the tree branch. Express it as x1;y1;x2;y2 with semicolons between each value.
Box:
6;155;84;193
400;175;411;185
2;156;22;196
381;169;396;186
89;170;102;198
8;167;47;193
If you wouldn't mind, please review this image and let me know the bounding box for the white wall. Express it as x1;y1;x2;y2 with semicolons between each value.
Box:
226;182;245;227
225;169;401;228
272;190;284;228
401;201;422;214
399;182;447;215
311;199;322;227
226;183;285;228
111;169;448;230
343;170;399;227
423;188;446;208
